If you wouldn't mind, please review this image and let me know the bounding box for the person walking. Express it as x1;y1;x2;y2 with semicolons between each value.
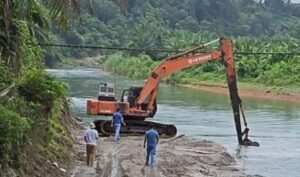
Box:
84;122;98;167
111;108;126;141
144;125;159;167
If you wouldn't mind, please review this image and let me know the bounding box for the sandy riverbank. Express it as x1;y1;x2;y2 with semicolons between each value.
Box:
180;84;300;102
68;125;262;177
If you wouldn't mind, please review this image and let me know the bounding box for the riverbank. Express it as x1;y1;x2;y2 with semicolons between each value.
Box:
48;68;300;177
180;84;300;102
59;55;103;68
0;71;78;177
58;54;300;103
99;52;300;103
68;123;262;177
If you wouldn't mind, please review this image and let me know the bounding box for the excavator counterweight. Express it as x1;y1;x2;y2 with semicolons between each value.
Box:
87;38;259;146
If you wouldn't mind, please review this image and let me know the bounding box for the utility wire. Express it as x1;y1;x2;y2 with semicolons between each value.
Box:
235;52;300;55
27;43;300;56
27;43;182;53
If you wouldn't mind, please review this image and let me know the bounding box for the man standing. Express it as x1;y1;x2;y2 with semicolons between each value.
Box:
84;122;98;167
144;125;159;167
111;108;126;141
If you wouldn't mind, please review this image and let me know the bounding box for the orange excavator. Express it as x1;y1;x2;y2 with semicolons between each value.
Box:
87;38;259;146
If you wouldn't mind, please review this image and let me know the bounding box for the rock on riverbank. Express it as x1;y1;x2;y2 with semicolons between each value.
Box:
74;55;103;68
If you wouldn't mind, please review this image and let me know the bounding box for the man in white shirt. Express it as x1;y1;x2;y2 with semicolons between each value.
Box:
84;122;99;166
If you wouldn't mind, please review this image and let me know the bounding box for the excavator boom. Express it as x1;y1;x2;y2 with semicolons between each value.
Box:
87;38;259;146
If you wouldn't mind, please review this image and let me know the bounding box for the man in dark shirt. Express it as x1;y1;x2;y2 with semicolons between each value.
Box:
111;108;126;141
144;125;159;167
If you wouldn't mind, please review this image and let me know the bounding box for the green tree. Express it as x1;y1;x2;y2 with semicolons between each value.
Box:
0;0;92;74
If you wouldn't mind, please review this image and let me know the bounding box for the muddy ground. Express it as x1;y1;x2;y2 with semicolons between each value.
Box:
68;126;262;177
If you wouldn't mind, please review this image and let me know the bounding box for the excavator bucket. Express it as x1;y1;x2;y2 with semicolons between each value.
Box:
243;140;260;146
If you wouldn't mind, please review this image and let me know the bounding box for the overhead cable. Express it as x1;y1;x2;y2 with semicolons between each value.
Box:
27;43;300;55
235;52;300;55
27;43;181;53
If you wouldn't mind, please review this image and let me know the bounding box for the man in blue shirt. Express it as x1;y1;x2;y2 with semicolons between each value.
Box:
144;125;159;167
111;108;126;141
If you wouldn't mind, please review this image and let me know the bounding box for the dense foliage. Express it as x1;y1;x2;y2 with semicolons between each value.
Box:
45;0;300;63
0;107;29;168
43;0;300;88
17;70;68;115
0;0;79;175
0;68;70;173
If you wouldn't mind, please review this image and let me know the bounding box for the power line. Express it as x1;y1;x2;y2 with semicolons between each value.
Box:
27;43;300;56
27;43;182;53
235;52;300;55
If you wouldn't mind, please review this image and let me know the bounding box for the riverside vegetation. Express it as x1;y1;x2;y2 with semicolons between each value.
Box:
45;0;300;91
0;0;91;176
102;36;300;93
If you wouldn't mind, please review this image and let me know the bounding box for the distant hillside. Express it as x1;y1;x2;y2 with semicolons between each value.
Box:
44;0;300;66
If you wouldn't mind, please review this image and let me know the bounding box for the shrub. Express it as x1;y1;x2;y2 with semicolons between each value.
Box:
17;70;68;115
0;107;29;168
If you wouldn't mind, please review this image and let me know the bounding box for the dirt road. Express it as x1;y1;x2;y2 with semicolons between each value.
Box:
69;127;260;177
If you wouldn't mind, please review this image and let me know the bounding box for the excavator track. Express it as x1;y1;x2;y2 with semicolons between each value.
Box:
94;119;177;138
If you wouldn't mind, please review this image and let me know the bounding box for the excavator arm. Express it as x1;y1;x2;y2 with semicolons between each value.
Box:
136;38;259;146
136;51;222;107
137;39;222;109
221;39;259;146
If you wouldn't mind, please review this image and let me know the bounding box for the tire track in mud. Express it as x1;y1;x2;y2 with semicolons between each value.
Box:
70;133;256;177
99;144;123;177
117;142;163;177
100;139;163;177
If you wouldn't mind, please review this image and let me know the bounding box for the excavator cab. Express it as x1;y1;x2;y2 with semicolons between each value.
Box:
97;82;116;101
121;87;142;108
120;87;157;117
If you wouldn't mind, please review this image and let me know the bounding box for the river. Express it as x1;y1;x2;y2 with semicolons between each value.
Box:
48;68;300;177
